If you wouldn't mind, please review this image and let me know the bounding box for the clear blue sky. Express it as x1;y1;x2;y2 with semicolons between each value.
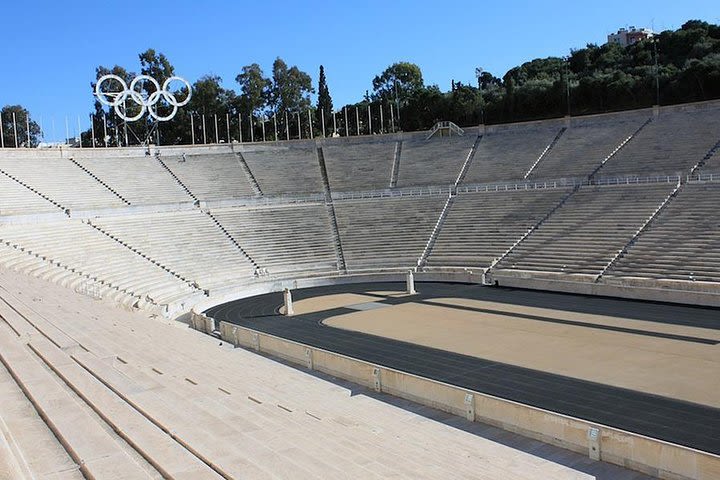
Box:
1;0;717;141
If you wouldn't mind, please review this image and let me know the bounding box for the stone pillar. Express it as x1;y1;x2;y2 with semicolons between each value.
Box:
283;288;294;316
406;270;417;295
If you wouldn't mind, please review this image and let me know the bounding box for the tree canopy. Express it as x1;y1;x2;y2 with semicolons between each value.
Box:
9;20;718;147
372;62;424;103
235;63;270;116
267;57;314;115
1;105;41;147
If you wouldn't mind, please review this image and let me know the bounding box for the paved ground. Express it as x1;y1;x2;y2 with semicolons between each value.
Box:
206;281;720;456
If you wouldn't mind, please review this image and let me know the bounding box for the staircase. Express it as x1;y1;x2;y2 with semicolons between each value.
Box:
454;135;482;187
486;184;582;274
417;194;454;269
155;155;198;203
0;168;67;214
233;149;263;196
426;121;464;140
316;147;347;272
589;117;653;179
69;158;131;205
523;127;566;179
85;220;204;293
203;211;259;273
596;179;683;282
689;137;720;175
390;140;402;188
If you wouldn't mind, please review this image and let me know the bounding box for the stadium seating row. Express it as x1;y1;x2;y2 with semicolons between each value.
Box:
0;265;619;479
0;101;718;311
2;178;718;310
0;102;717;215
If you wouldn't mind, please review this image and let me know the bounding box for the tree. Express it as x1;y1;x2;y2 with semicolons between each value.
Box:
372;62;424;103
447;84;484;126
1;105;41;147
181;75;237;144
401;85;444;131
138;49;175;86
315;65;333;135
478;71;502;90
235;63;270;115
267;57;314;114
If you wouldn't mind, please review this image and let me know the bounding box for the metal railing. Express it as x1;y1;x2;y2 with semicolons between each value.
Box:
332;185;452;201
687;171;720;183
457;178;580;194
589;174;682;186
426;121;464;140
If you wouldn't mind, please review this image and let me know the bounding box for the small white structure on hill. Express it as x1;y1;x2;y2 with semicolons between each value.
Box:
607;26;654;47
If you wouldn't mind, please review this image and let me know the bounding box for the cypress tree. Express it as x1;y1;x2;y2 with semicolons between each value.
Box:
316;65;334;135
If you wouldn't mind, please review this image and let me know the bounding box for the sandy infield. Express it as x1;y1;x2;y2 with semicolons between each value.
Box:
323;296;720;407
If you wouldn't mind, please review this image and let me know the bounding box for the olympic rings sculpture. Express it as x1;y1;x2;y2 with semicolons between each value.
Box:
94;74;192;122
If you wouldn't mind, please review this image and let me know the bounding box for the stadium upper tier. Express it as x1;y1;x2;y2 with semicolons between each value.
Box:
0;100;719;313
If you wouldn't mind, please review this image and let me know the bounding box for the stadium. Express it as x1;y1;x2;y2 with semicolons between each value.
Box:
1;99;719;479
2;7;720;480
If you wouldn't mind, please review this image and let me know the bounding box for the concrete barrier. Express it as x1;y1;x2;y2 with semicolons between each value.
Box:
489;271;720;307
217;321;720;480
189;311;215;334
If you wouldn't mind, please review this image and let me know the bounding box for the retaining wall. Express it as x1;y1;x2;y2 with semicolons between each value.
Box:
214;322;720;480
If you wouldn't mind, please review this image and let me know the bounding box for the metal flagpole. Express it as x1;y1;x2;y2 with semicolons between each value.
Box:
13;112;19;147
90;114;96;147
285;111;290;140
25;114;31;147
355;107;360;136
261;116;266;142
273;114;278;141
333;111;337;137
214;114;219;143
190;114;195;145
308;110;313;139
344;107;348;137
65;116;69;147
202;115;207;144
321;109;326;138
103;114;108;147
249;114;254;143
122;100;129;146
390;104;395;133
379;104;384;134
367;104;372;135
226;113;230;142
238;114;243;143
77;116;82;148
297;112;301;139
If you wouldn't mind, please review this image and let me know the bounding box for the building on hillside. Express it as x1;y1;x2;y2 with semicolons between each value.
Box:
607;26;654;47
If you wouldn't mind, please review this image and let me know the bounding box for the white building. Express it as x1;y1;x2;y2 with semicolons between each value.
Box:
607;26;654;47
